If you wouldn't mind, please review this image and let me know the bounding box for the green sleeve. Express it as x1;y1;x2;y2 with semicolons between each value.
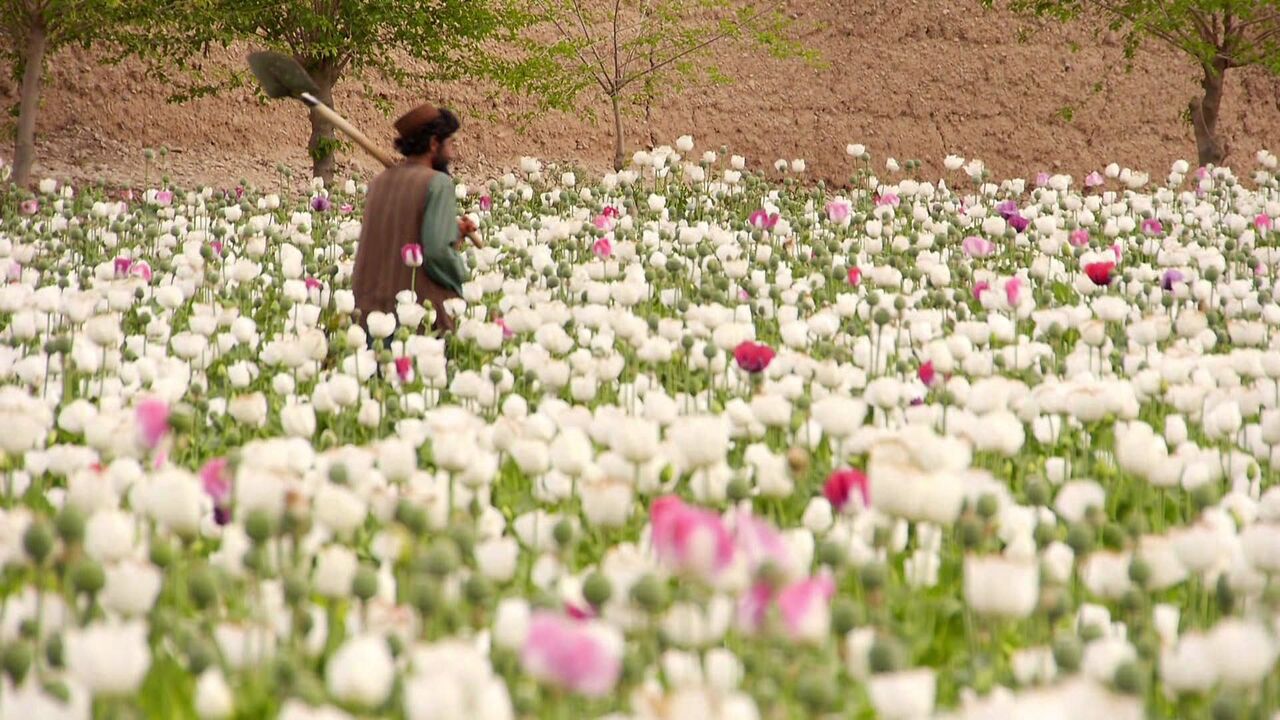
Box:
419;172;468;295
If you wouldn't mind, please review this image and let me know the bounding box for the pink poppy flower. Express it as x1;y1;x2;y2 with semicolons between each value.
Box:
340;203;354;215
200;458;232;525
1141;218;1163;236
520;611;622;697
113;257;134;277
875;193;900;207
847;267;862;286
731;509;790;575
775;571;836;640
210;240;224;257
592;236;613;258
394;357;414;384
1068;229;1090;247
918;360;937;388
737;571;837;641
962;236;995;258
6;263;20;282
304;277;323;293
825;200;851;224
401;244;423;267
650;495;735;577
736;581;775;633
564;601;595;620
824;468;869;511
495;316;514;340
479;195;493;212
592;213;615;232
154;190;173;206
200;458;231;504
1035;172;1051;188
1004;277;1024;307
1256;214;1273;232
136;398;171;450
1084;171;1105;189
973;280;991;301
130;261;153;283
19;199;38;215
749;209;779;230
601;205;621;220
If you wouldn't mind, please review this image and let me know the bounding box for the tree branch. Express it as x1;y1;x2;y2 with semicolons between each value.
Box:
541;0;612;92
617;0;783;91
569;0;615;85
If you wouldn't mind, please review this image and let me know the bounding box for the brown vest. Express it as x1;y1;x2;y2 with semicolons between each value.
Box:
351;163;457;334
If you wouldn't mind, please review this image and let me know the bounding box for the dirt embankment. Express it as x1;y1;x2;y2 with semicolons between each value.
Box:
3;0;1280;189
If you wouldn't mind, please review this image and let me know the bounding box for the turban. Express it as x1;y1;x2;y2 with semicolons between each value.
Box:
394;104;442;139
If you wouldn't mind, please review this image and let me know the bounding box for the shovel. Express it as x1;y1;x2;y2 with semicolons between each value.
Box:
247;50;397;169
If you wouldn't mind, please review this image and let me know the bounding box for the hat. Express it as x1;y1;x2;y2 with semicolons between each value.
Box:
394;104;441;139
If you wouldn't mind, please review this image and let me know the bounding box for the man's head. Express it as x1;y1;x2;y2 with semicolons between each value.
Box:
393;104;460;174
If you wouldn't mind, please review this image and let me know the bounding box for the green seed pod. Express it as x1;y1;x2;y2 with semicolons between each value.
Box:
2;643;32;684
22;521;54;565
583;573;612;608
1052;636;1083;672
69;557;105;596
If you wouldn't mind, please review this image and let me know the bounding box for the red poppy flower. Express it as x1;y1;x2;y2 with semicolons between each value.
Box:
1085;261;1116;286
733;341;776;374
824;469;869;511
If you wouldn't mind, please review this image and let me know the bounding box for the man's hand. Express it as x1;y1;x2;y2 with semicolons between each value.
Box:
457;216;482;248
458;216;477;237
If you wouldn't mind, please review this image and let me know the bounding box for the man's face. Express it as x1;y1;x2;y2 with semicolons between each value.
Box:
431;136;457;175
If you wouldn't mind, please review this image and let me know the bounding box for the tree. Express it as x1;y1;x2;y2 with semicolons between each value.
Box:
538;0;812;171
118;0;573;183
1;0;124;187
983;0;1280;167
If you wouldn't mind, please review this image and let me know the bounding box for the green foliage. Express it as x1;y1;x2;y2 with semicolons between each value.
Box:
0;0;127;61
538;0;817;106
982;0;1280;73
107;0;575;113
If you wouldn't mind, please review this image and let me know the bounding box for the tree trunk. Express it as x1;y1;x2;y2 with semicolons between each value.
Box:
302;59;341;186
610;93;625;171
13;20;48;188
1190;59;1229;168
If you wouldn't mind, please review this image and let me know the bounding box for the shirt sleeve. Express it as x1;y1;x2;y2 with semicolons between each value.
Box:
419;172;468;294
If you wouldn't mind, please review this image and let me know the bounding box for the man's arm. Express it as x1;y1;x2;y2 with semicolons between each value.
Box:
419;173;470;293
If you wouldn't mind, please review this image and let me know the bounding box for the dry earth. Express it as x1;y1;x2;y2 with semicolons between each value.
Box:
4;0;1280;189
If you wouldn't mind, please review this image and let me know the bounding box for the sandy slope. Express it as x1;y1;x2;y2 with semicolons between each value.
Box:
4;0;1280;188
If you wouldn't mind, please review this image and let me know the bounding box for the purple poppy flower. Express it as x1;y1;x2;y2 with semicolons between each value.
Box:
996;200;1019;220
310;195;332;212
1161;269;1184;292
1009;214;1030;233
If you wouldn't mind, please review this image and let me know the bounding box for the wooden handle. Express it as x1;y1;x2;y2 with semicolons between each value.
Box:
302;94;397;168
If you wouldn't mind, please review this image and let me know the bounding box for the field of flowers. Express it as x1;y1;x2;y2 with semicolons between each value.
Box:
2;140;1280;719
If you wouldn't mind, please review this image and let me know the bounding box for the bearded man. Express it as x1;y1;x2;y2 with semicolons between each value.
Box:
351;104;480;336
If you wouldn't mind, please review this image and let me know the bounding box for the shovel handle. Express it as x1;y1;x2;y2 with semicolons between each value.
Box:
301;93;397;168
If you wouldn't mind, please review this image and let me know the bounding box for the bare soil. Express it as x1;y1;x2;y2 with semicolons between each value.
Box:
4;0;1280;189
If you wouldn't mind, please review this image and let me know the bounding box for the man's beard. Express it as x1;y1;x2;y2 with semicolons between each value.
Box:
431;155;451;175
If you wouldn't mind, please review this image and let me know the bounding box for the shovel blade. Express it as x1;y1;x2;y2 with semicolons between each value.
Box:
247;50;322;100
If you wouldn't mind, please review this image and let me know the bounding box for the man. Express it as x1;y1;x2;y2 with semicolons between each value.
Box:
351;103;480;336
